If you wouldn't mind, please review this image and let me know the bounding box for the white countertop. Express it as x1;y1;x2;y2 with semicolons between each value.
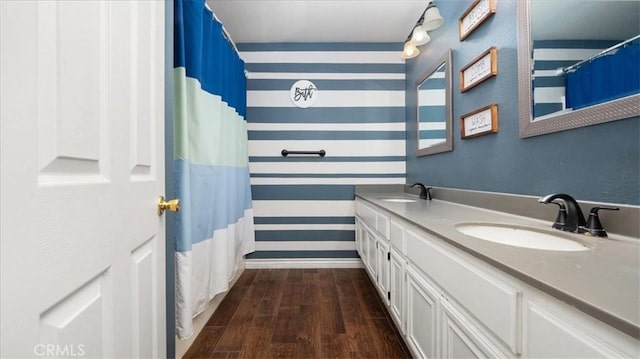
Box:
355;190;640;339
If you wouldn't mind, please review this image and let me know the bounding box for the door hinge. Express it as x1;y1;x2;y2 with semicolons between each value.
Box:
388;291;391;300
387;252;391;261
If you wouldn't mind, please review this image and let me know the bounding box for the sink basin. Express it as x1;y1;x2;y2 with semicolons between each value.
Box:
456;223;590;251
378;197;418;203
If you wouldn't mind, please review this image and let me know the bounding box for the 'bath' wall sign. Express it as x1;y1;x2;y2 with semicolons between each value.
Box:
290;80;318;108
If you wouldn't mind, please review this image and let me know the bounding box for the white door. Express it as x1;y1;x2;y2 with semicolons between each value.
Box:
0;1;166;358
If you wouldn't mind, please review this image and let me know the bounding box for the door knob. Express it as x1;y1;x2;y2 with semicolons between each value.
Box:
157;196;180;216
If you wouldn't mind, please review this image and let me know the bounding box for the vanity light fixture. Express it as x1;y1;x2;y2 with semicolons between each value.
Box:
412;25;430;46
402;38;420;59
422;2;444;31
401;1;445;60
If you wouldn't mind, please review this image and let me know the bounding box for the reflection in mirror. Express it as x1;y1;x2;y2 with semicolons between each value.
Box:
416;49;452;156
517;0;640;137
531;0;639;120
418;63;446;149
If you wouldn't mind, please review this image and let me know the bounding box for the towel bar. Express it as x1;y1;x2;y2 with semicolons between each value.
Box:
281;149;326;157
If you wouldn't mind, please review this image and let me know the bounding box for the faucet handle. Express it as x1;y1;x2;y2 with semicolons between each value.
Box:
548;201;567;230
585;206;620;237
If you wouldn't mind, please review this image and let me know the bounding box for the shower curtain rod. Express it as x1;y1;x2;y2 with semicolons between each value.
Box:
205;3;241;59
563;34;640;73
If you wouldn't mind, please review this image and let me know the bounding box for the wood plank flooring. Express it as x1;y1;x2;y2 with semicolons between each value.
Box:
183;269;412;359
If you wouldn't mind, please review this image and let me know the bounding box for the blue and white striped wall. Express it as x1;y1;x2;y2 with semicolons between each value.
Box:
532;40;617;118
239;43;405;265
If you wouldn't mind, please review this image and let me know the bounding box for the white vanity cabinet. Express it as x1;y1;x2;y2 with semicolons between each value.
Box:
354;197;639;359
355;200;390;302
405;229;516;358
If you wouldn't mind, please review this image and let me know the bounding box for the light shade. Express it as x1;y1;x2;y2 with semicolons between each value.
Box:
422;3;444;31
411;25;431;46
401;40;420;60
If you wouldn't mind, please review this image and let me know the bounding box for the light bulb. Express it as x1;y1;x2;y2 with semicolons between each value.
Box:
401;40;420;60
411;26;430;46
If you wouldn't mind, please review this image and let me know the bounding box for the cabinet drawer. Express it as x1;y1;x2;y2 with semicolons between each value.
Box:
526;302;629;358
356;200;376;228
376;212;390;239
390;220;405;253
406;229;522;354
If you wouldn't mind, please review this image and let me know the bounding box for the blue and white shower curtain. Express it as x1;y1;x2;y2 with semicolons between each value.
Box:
174;0;255;339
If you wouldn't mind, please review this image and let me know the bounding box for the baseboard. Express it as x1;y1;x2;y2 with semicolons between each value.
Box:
175;258;246;359
245;258;363;269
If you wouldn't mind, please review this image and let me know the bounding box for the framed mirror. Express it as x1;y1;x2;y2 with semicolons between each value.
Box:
416;49;453;156
517;0;640;138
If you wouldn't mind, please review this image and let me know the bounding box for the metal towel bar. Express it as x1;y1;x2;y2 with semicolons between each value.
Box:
281;149;326;157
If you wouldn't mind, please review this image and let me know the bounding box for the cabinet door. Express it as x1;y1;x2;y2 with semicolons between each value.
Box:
389;247;405;334
358;221;368;266
365;229;377;279
355;219;364;257
406;266;440;359
440;299;508;359
376;238;390;304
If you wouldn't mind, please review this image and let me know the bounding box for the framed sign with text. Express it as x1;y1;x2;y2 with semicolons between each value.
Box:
459;47;497;92
459;0;496;41
461;104;498;139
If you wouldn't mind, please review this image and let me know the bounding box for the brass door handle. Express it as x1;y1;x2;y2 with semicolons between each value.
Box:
158;196;180;216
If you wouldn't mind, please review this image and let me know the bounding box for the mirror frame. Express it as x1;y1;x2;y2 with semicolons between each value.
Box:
517;0;640;138
416;49;453;156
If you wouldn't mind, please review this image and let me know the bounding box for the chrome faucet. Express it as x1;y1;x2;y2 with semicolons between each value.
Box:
410;183;432;200
538;193;586;233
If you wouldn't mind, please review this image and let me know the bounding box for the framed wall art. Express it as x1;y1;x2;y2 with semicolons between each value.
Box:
459;47;497;92
461;104;498;139
459;0;496;41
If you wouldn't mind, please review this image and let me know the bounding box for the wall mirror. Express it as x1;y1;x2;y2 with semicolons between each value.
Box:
416;49;452;156
517;0;640;138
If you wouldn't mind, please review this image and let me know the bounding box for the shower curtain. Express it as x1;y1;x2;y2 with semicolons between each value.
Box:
565;40;640;110
173;0;255;339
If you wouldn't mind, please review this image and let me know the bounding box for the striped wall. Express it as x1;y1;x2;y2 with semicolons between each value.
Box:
532;40;618;118
418;63;446;148
239;43;406;261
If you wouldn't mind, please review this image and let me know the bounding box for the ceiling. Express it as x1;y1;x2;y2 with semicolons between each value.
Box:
206;0;430;43
531;0;640;41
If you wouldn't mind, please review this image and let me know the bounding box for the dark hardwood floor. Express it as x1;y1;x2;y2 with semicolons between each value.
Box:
183;268;412;359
